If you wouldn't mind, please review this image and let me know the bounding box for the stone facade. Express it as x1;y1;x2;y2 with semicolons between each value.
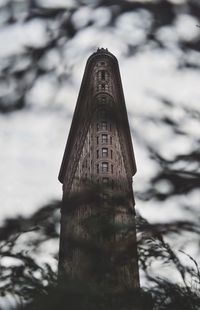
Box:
58;48;139;289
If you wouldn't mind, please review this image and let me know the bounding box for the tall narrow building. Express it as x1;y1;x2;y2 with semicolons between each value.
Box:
58;48;139;289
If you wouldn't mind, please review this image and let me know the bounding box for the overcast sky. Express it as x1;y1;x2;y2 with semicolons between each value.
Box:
1;3;199;220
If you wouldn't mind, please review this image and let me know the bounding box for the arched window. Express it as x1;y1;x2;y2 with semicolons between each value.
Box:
99;110;107;119
101;70;105;80
102;97;106;104
102;177;109;184
102;122;107;130
102;162;108;173
102;148;108;158
102;134;108;144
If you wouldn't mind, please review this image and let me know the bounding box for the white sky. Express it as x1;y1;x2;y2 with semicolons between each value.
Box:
0;7;199;219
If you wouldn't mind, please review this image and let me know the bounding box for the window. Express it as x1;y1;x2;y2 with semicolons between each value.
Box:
99;110;106;119
96;123;100;131
102;134;108;144
111;150;113;159
101;70;105;80
97;164;99;174
102;177;109;184
102;162;108;173
96;136;99;145
102;122;107;130
111;164;113;174
110;136;112;145
97;150;99;159
102;148;108;157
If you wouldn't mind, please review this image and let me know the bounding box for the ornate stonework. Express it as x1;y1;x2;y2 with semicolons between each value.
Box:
58;48;139;289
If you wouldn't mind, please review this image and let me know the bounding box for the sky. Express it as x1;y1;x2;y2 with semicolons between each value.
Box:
0;2;199;216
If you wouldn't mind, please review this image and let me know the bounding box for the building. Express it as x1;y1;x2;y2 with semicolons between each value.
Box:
58;48;140;289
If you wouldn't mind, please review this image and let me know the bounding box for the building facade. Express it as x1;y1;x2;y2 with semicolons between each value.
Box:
58;48;139;289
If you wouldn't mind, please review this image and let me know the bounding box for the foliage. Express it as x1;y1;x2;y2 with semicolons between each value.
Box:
0;194;199;309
